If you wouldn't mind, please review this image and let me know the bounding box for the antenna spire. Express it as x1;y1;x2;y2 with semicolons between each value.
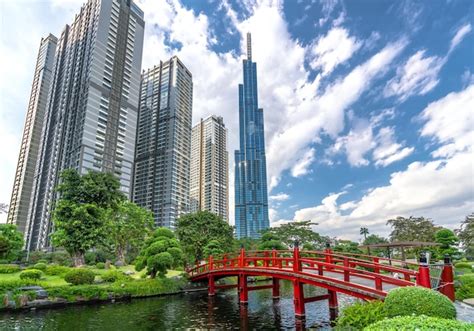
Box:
246;32;252;60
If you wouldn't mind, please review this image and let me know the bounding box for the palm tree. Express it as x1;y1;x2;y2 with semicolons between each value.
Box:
360;227;369;241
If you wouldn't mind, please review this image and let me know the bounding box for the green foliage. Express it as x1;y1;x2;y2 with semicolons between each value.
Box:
260;220;324;248
334;240;363;254
387;216;439;243
95;262;105;269
47;285;111;302
363;234;389;256
135;227;184;278
0;264;20;274
435;229;460;258
176;211;234;262
106;200;154;264
258;231;287;250
109;278;186;297
364;315;473;331
456;274;474;300
33;262;47;271
64;268;95;285
28;251;49;264
456;213;474;259
336;300;386;330
44;265;71;276
0;279;45;293
84;251;97;265
101;270;126;283
455;262;473;269
384;287;456;319
203;240;225;257
0;224;23;262
19;269;43;280
49;251;72;266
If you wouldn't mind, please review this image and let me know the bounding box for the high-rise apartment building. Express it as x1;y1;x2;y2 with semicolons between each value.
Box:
25;0;145;250
7;34;58;235
189;116;228;221
133;56;193;228
234;33;269;239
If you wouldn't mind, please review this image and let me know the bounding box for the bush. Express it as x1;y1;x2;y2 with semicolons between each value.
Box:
50;251;72;266
28;251;49;264
64;269;95;285
364;315;473;331
37;259;48;264
47;285;111;302
45;264;71;276
19;269;43;280
0;264;20;274
336;301;386;329
101;270;126;283
85;251;97;265
96;262;105;269
456;274;474;300
384;287;456;319
455;262;473;270
33;262;47;271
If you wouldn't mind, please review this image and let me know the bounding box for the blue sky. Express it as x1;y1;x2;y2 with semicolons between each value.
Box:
0;0;473;240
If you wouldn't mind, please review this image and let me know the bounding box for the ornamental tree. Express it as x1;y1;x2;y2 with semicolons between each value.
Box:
0;224;23;262
134;227;184;278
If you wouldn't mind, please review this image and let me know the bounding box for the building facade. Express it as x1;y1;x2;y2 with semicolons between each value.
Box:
133;56;193;228
190;116;228;221
25;0;145;250
7;34;58;235
234;33;269;239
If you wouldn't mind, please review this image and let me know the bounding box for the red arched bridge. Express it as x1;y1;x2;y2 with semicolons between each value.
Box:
187;245;455;319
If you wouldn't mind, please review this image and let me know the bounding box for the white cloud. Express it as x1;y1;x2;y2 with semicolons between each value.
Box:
373;127;414;167
291;148;316;177
269;193;290;201
449;23;472;53
309;27;361;76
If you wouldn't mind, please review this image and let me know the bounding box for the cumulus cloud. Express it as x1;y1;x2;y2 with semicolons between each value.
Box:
291;148;316;177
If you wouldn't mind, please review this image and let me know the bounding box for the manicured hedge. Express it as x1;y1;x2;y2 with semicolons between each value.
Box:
336;300;386;329
64;269;95;285
364;315;473;331
19;269;43;280
95;262;105;269
455;262;473;269
101;270;126;283
0;264;20;274
33;262;47;271
384;287;456;319
44;265;72;276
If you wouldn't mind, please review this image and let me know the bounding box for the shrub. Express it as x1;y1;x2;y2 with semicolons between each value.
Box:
33;262;47;271
364;315;473;331
336;300;386;329
85;251;97;265
28;251;49;264
0;264;20;274
455;262;472;270
64;269;95;285
101;270;126;283
37;259;48;264
19;269;43;280
384;287;456;319
45;264;71;276
96;262;105;269
456;274;474;300
47;285;111;302
50;251;72;266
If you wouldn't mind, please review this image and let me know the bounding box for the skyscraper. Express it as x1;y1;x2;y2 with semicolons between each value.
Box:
133;56;193;228
7;34;57;235
190;116;228;221
234;33;269;239
25;0;145;251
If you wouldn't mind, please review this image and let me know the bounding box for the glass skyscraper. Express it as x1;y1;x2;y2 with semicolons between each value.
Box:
234;33;269;239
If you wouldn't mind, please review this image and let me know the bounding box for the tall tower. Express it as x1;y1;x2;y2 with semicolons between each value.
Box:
133;56;193;228
25;0;145;251
234;33;269;238
7;34;57;235
190;116;228;221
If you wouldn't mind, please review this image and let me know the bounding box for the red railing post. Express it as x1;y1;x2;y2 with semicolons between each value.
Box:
293;241;302;272
373;257;382;290
238;273;248;304
223;254;227;269
264;251;269;267
325;242;333;271
343;258;350;282
328;290;338;321
208;275;215;296
239;246;246;268
439;255;455;301
272;248;277;267
209;255;214;271
293;280;305;318
272;277;280;299
416;253;431;288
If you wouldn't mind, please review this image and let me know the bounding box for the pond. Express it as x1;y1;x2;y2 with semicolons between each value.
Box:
1;281;472;330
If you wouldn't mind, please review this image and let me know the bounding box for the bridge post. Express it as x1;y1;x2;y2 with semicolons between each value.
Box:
325;242;333;270
238;274;248;304
439;255;455;301
373;257;383;290
343;258;350;282
264;251;269;267
328;290;338;321
223;254;227;269
272;278;280;299
209;255;213;271
293;241;302;272
208;275;215;296
272;248;277;268
239;246;246;267
293;280;305;318
416;253;431;288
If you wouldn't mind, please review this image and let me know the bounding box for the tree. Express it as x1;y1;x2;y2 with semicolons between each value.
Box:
52;201;105;266
0;224;23;261
334;240;363;254
258;232;287;251
51;169;125;266
360;227;369;240
435;229;459;258
261;221;324;248
363;234;389;256
387;216;440;242
134;228;184;277
107;201;154;264
203;240;225;257
175;211;234;262
456;213;474;259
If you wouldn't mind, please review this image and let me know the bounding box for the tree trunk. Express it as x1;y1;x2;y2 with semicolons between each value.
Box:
116;246;126;265
72;252;85;267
